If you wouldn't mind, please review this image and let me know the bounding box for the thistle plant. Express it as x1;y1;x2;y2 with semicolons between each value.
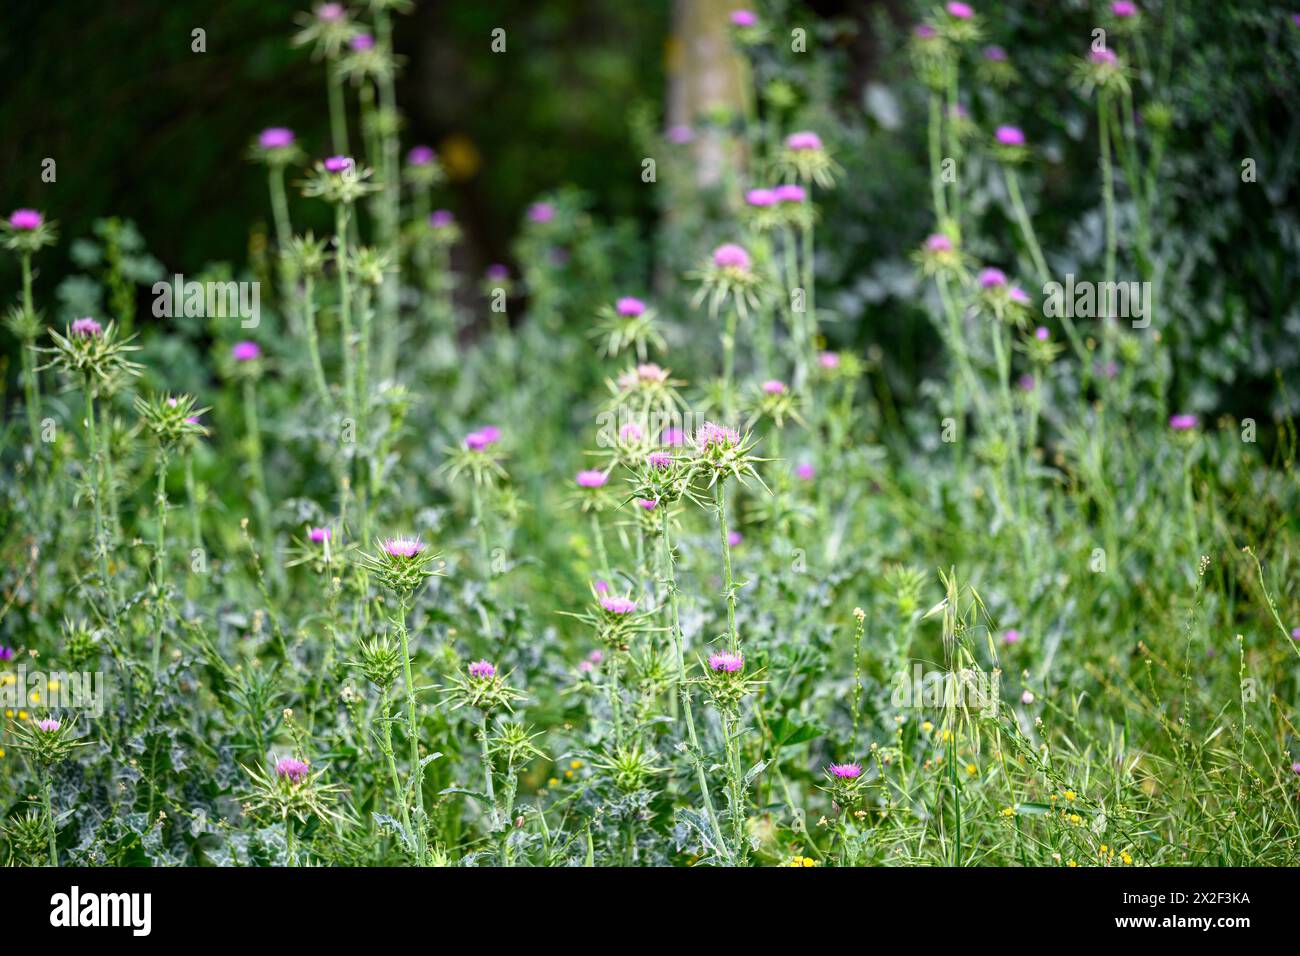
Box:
593;296;665;362
241;756;345;864
10;716;88;865
134;392;208;675
3;208;57;452
292;2;359;153
691;244;765;422
40;318;140;618
360;535;443;863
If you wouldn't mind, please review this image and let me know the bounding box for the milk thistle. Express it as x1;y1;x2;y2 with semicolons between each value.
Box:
4;208;57;451
134;392;208;675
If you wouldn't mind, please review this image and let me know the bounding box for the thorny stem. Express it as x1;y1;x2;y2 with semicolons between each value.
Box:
151;448;170;677
715;482;740;655
395;596;427;865
43;777;57;866
661;507;730;863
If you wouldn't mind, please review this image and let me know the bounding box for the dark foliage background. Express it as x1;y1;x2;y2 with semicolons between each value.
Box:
2;0;1298;418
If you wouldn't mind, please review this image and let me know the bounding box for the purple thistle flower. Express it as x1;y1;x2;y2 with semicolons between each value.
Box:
588;649;604;662
819;351;840;369
9;209;43;230
576;470;608;489
275;757;310;784
730;10;757;27
308;527;331;543
925;233;954;253
478;425;501;444
407;144;436;166
712;243;751;271
186;415;202;425
349;33;375;51
616;296;646;317
430;209;455;229
619;423;644;443
1090;48;1118;66
785;130;823;151
486;263;509;281
37;719;61;733
593;579;609;595
762;379;787;395
1009;285;1030;304
914;24;937;40
468;659;497;679
259;127;295;150
795;462;816;481
647;452;673;469
232;340;262;362
71;317;103;338
995;125;1025;147
1291;627;1300;642
828;762;863;779
316;2;344;21
727;531;743;547
528;201;555;224
1035;326;1050;341
745;188;777;207
946;2;974;19
578;660;594;673
383;537;424;558
694;422;741;448
1112;0;1138;15
1018;374;1036;392
0;646;13;662
600;596;637;615
667;124;694;145
708;651;744;673
323;155;353;173
774;184;807;203
1003;629;1021;645
978;267;1007;288
983;45;1007;62
465;430;492;451
637;498;659;511
661;427;686;447
1169;414;1198;431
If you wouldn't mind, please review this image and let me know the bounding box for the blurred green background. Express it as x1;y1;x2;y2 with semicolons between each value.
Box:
2;0;1299;418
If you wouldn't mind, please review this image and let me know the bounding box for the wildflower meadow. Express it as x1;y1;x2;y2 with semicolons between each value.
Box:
2;0;1299;888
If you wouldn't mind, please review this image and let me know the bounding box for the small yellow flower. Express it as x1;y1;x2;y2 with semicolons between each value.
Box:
1067;859;1077;868
921;721;934;733
18;710;28;721
801;856;816;867
3;709;12;718
29;691;39;703
1099;844;1109;855
1001;806;1016;817
548;777;559;787
1064;790;1076;801
570;759;583;770
0;747;5;758
1069;814;1082;825
965;763;977;775
48;679;60;692
1120;851;1133;865
564;769;574;779
1;673;15;686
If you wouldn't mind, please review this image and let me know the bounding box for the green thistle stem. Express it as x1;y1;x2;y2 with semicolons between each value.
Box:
714;482;740;655
395;596;427;865
661;507;730;863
